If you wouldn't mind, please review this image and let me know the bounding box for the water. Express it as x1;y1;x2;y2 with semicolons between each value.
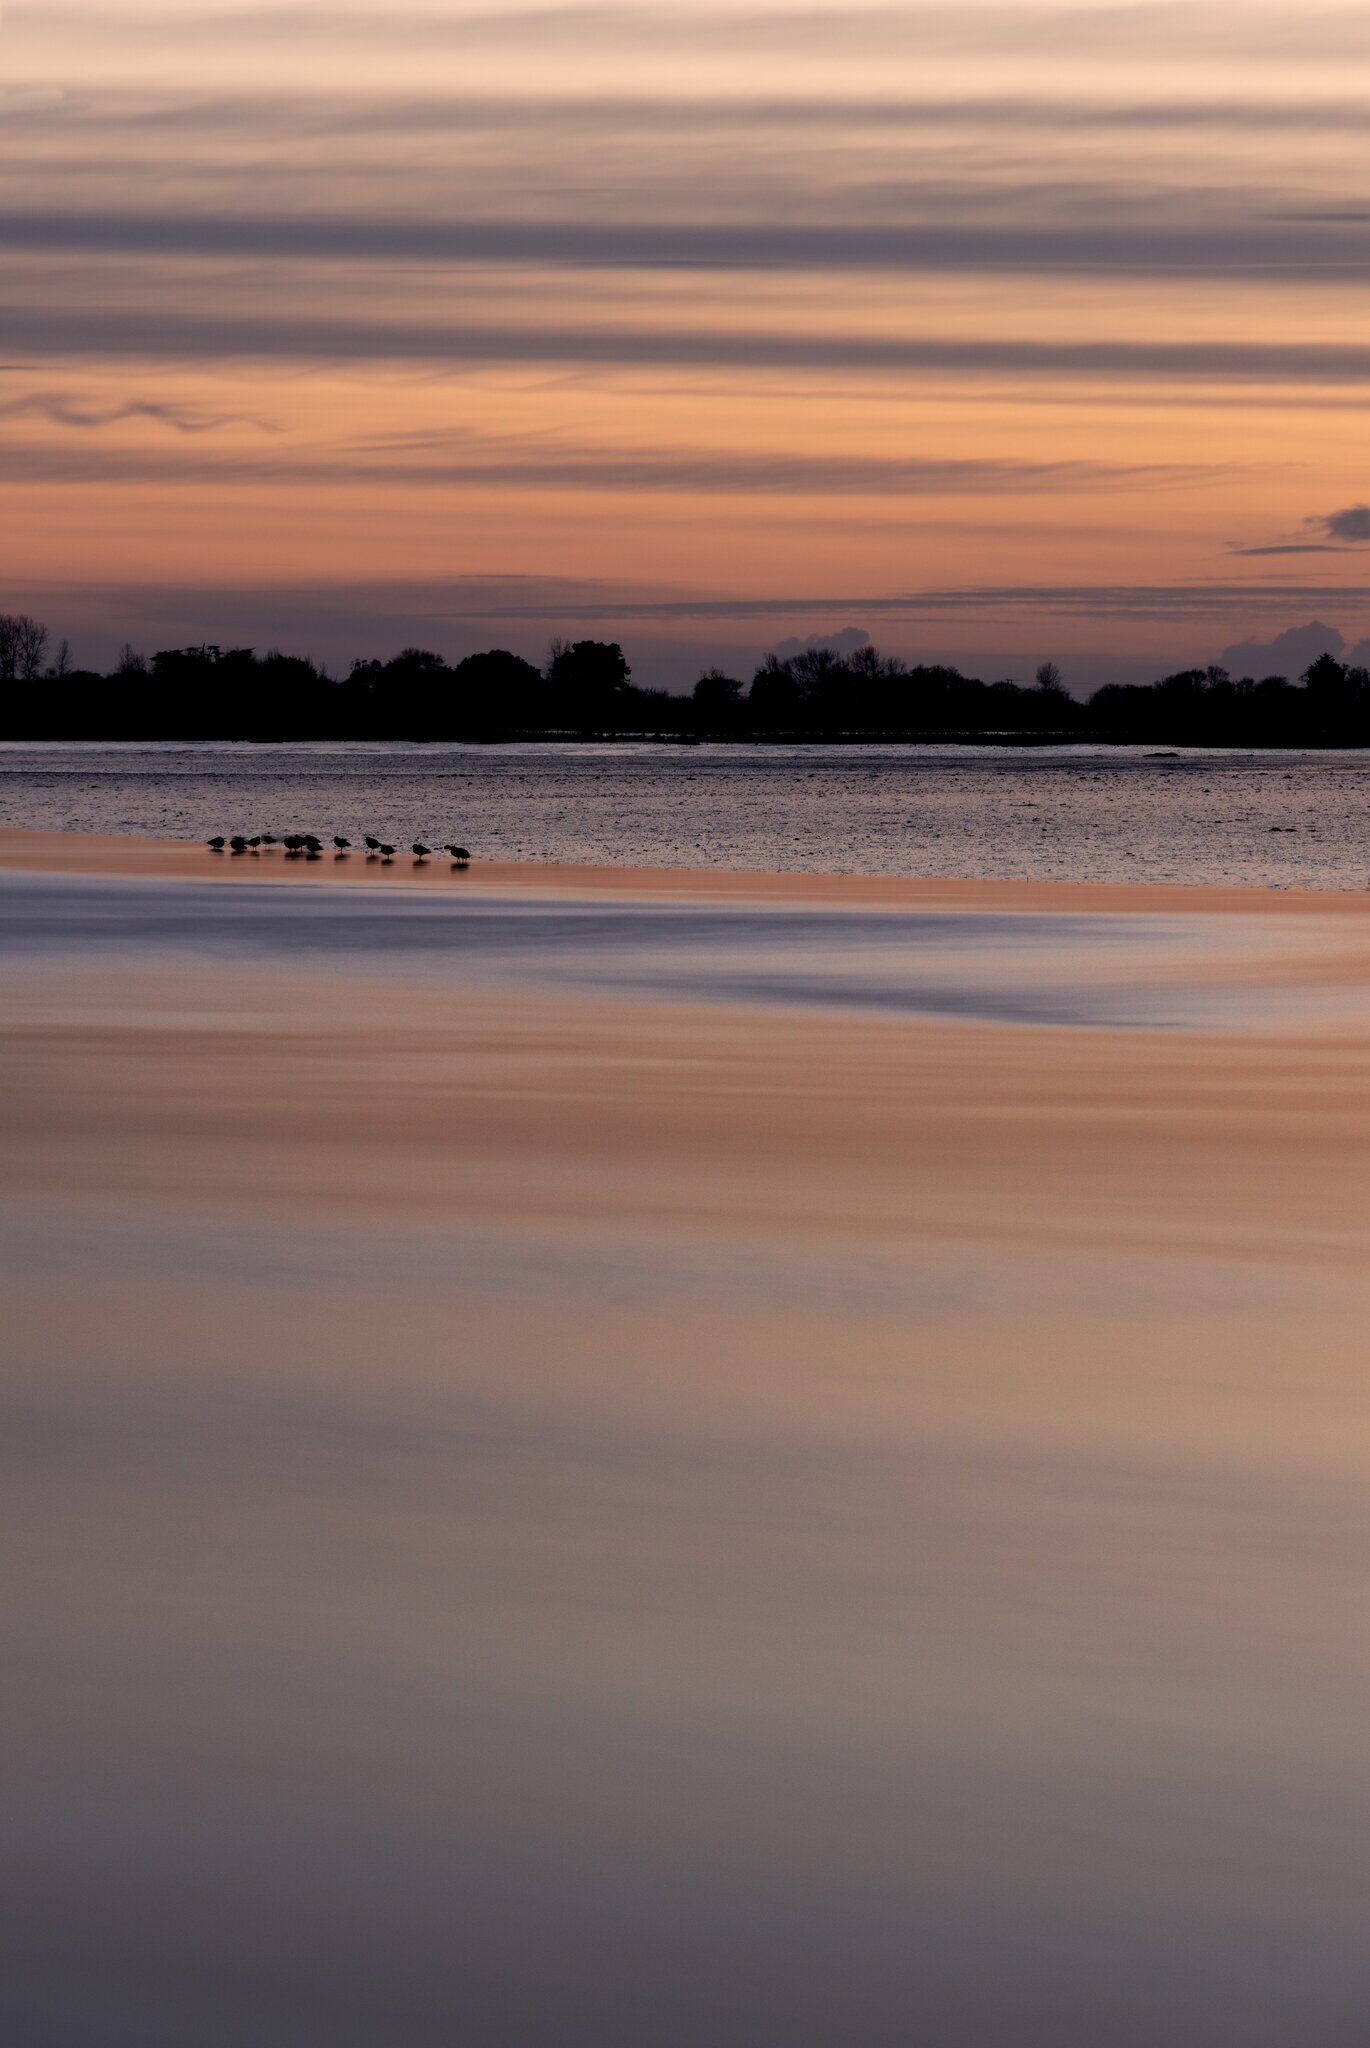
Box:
4;740;1370;886
7;902;1370;2042
8;772;1370;2044
1;871;1359;1032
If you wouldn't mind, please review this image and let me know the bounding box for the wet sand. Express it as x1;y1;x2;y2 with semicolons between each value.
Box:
5;828;1370;2043
9;820;1370;915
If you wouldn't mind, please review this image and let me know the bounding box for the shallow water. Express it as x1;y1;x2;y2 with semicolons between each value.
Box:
8;1191;1370;2047
6;866;1370;2045
0;870;1359;1031
5;739;1370;886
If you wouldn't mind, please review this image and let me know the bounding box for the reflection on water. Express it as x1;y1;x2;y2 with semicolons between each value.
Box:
0;871;1361;1030
5;871;1370;2044
7;1198;1370;2046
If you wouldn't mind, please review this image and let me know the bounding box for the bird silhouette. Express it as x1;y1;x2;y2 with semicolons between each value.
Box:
380;844;395;863
445;844;471;863
207;835;225;851
364;835;381;851
412;842;431;862
230;835;247;854
333;836;351;851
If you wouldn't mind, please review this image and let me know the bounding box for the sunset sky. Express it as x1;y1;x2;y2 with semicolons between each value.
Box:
5;0;1370;685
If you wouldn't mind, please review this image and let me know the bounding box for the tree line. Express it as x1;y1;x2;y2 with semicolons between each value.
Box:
2;613;1369;745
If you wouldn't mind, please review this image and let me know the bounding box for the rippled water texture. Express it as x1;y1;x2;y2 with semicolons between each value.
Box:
5;740;1370;885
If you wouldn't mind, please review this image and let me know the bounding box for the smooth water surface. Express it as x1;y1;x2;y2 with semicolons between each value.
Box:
0;870;1355;1031
6;862;1370;2046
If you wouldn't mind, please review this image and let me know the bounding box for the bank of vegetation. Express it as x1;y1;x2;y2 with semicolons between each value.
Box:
3;613;1367;746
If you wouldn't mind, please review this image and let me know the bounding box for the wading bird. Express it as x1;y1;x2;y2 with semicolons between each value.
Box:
333;836;351;851
445;844;471;864
412;842;431;862
207;836;225;851
364;835;381;851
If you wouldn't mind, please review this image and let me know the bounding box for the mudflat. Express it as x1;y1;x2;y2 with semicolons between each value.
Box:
8;819;1370;913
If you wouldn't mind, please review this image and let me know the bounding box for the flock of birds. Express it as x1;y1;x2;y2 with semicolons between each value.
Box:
207;832;471;867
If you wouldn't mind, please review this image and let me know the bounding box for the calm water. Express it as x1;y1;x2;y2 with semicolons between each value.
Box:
5;740;1370;885
7;838;1370;2043
1;871;1361;1032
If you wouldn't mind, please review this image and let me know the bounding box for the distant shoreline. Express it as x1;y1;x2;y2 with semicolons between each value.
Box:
10;731;1370;751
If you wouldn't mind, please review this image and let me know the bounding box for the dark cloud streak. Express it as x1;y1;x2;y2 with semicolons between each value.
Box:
3;206;1370;279
1316;503;1370;541
19;88;1370;137
0;434;1212;495
8;301;1370;385
427;582;1370;624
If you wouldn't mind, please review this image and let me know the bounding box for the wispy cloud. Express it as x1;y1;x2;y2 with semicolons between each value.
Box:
1229;543;1344;556
0;392;277;433
0;431;1212;495
8;0;1370;658
29;4;1370;65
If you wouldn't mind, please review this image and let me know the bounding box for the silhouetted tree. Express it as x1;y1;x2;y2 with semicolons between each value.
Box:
544;639;633;730
692;668;744;733
0;613;48;682
1302;652;1367;736
451;648;545;734
747;654;804;732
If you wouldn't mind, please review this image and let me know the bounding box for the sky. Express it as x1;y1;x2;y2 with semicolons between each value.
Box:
4;0;1370;688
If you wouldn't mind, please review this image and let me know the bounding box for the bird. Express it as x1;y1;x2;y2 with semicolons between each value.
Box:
247;836;261;848
303;834;322;852
207;835;225;851
230;835;247;854
364;835;381;851
445;844;471;863
260;833;278;847
380;843;395;863
333;836;351;851
412;842;431;862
